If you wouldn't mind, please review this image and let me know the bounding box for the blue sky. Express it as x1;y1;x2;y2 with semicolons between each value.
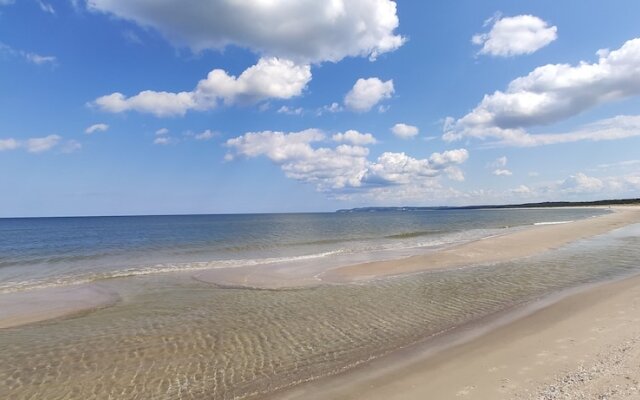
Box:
1;0;640;217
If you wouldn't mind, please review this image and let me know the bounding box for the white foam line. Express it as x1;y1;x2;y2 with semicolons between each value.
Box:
533;220;574;226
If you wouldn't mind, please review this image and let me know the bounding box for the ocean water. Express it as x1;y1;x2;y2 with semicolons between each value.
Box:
3;208;640;400
0;208;606;293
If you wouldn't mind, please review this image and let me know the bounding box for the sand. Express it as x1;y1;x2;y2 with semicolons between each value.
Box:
194;206;640;289
0;284;119;329
275;272;640;400
322;206;640;284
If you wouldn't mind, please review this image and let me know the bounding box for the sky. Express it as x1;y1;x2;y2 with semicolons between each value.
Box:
1;0;640;217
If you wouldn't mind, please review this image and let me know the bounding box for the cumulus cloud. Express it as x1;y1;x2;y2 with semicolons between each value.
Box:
332;130;377;145
317;102;344;115
473;14;557;57
344;77;394;112
155;128;169;136
26;135;62;153
194;129;217;141
445;38;640;146
0;138;19;151
391;123;419;139
85;123;109;134
225;129;468;195
488;156;512;176
86;0;404;64
93;57;311;117
493;169;513;176
153;136;172;145
0;135;70;153
559;173;605;193
277;105;303;115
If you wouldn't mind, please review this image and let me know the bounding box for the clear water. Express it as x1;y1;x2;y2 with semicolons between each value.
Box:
0;208;605;293
3;208;638;400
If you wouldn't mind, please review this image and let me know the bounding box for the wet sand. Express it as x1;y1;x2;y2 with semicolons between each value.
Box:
3;207;637;330
276;272;640;400
323;206;640;283
195;206;640;288
0;284;119;329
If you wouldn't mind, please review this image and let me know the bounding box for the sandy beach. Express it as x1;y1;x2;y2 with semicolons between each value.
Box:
2;206;640;400
195;206;640;289
277;272;640;400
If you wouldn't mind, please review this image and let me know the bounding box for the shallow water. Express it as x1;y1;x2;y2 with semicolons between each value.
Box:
1;223;639;400
0;209;604;294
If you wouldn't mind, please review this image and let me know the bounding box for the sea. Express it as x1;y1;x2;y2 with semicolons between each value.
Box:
2;208;640;399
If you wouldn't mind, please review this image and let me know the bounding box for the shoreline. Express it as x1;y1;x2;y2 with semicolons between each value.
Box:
1;206;637;330
0;284;120;329
321;206;640;284
273;270;640;400
193;206;640;289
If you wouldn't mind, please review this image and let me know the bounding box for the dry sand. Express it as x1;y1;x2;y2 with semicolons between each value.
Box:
277;273;640;400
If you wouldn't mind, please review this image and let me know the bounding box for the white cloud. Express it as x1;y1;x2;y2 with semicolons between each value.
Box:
155;128;169;136
511;185;531;195
445;38;640;146
194;129;217;141
85;123;109;134
0;135;70;153
560;173;604;193
493;169;513;176
225;129;468;195
473;14;557;57
596;159;640;170
93;57;311;117
26;135;61;153
332;130;377;145
86;0;404;64
153;137;171;145
23;53;57;65
490;156;508;168
509;172;640;201
0;138;19;151
0;42;57;66
277;105;303;116
37;1;55;14
344;77;394;112
391;123;419;139
61;140;82;153
488;156;512;176
317;102;343;115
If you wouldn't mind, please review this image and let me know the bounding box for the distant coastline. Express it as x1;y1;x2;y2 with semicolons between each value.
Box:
336;197;640;213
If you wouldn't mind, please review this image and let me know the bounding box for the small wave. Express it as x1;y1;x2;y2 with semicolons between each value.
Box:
385;230;441;239
0;249;345;294
533;220;574;226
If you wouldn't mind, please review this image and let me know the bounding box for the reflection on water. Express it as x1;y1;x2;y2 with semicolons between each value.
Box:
1;225;639;400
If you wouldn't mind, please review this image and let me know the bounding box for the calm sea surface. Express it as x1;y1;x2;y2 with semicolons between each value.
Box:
3;208;640;399
0;209;606;293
